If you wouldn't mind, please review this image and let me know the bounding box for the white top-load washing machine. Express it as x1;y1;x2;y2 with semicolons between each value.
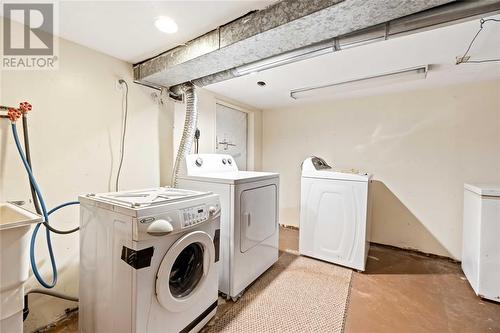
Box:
299;157;372;271
177;154;279;299
79;187;221;333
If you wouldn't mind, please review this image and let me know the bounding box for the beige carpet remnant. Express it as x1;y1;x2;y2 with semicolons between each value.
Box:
205;252;352;333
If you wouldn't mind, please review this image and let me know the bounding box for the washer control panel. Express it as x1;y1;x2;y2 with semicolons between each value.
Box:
133;194;220;241
182;205;209;228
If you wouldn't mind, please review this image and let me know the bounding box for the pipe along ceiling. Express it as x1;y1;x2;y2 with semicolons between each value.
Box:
133;0;500;95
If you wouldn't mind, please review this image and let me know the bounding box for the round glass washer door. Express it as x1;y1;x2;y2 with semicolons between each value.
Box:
156;230;215;312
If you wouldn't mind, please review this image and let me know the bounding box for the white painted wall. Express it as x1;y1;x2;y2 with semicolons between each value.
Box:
173;88;262;172
262;80;500;259
0;24;160;331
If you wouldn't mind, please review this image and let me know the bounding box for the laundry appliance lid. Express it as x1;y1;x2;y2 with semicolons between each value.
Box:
302;169;371;182
464;183;500;197
178;171;279;185
84;187;210;208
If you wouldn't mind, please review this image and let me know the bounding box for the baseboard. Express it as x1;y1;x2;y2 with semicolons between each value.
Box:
32;307;78;333
278;224;457;263
369;242;459;263
279;224;299;230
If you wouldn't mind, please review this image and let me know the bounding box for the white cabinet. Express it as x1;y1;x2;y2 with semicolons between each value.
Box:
462;184;500;302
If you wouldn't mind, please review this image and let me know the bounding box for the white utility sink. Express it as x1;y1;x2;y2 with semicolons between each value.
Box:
0;202;41;229
0;203;41;333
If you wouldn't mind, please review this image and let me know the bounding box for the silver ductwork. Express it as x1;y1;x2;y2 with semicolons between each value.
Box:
135;0;500;93
172;83;198;187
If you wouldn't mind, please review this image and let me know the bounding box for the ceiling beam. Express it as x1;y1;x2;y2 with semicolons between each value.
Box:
134;0;480;91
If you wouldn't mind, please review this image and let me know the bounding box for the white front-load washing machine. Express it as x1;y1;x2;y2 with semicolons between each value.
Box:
177;154;279;299
299;157;372;271
79;187;221;333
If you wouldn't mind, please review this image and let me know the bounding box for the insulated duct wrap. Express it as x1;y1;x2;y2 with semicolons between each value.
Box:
172;83;198;187
135;0;500;90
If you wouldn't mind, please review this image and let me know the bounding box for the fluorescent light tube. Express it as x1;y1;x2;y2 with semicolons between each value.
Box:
235;46;334;76
290;65;428;100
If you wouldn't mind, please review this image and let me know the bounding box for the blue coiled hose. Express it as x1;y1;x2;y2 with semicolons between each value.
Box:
12;123;79;288
48;201;80;216
29;201;79;288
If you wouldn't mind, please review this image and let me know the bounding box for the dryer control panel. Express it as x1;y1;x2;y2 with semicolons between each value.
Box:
302;156;332;171
183;154;239;175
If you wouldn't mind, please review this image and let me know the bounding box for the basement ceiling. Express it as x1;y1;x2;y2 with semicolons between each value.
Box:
56;1;274;63
205;14;500;109
135;0;458;88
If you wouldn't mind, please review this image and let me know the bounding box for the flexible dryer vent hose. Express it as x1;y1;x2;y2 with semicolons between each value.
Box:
172;83;198;187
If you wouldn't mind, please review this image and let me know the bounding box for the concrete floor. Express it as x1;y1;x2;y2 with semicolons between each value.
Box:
344;245;500;333
41;226;500;333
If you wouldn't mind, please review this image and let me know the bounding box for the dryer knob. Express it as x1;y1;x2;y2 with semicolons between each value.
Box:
147;219;173;236
195;158;203;167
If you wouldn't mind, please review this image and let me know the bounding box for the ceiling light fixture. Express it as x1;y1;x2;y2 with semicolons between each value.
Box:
290;65;428;100
154;16;178;34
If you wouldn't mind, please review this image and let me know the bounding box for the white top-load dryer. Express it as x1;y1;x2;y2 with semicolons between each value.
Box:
79;187;221;333
178;154;279;299
299;157;372;271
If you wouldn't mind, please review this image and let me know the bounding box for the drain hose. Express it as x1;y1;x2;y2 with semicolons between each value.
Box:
12;124;80;289
172;83;198;187
11;123;57;288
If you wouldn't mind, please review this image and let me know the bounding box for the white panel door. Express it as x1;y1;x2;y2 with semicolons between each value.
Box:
216;103;247;170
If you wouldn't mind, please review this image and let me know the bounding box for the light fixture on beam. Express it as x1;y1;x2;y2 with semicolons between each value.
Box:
234;45;334;76
290;65;428;100
155;16;178;34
